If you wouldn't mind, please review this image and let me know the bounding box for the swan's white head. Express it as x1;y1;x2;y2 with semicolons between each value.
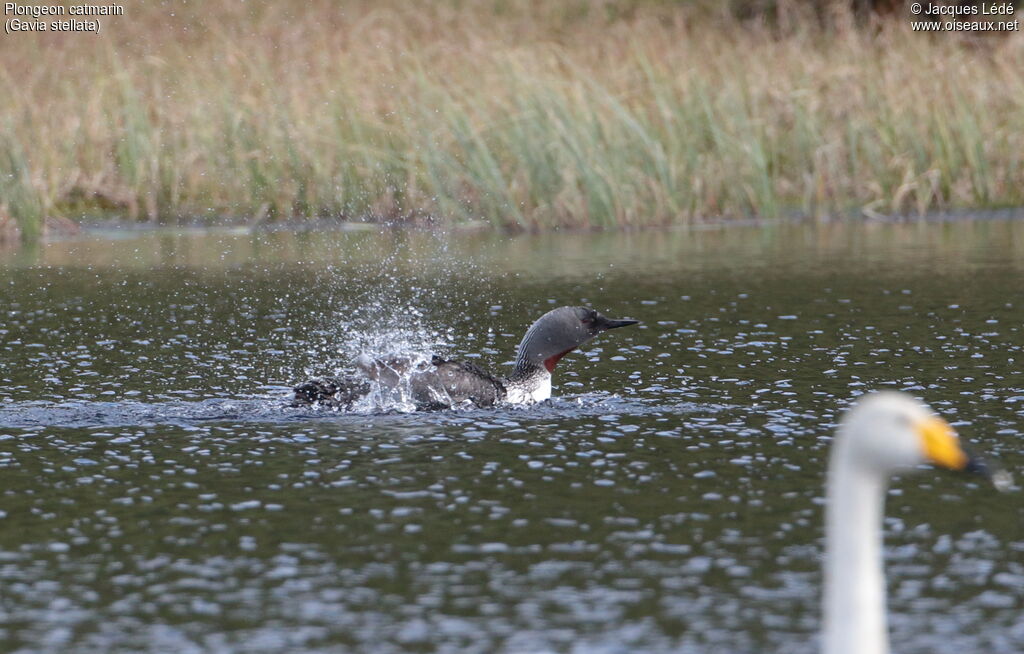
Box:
836;391;1005;484
824;392;1011;654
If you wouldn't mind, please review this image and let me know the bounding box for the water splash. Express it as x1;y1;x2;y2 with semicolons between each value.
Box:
288;230;487;412
348;351;452;413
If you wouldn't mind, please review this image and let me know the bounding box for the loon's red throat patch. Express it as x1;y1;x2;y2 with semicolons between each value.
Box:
543;348;575;372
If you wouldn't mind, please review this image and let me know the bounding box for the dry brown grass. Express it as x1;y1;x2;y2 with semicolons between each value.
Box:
2;0;1024;236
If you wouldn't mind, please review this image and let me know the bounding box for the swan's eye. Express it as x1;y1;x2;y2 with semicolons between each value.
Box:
893;412;913;429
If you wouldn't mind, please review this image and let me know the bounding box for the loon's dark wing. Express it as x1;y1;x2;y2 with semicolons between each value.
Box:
293;355;433;410
424;355;506;409
292;355;506;411
354;354;426;386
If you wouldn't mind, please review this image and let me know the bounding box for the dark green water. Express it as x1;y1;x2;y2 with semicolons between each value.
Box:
0;221;1022;653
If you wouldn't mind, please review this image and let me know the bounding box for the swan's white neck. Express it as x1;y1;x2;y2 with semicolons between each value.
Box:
823;446;890;654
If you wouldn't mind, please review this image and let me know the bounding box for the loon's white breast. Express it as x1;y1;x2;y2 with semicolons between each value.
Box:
505;369;552;404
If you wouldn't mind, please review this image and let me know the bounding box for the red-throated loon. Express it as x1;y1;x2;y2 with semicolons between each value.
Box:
293;306;639;411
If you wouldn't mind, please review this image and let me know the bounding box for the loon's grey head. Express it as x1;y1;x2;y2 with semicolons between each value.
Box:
515;306;639;372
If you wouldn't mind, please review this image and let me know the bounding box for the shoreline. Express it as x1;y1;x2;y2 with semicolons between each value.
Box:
5;206;1021;250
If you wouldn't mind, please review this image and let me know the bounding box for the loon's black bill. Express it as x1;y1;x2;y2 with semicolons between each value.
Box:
964;449;1015;492
597;317;640;330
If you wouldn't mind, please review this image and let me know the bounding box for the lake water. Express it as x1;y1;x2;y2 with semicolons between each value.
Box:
1;221;1022;653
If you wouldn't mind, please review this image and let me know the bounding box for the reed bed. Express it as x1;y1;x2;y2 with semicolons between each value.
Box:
2;1;1024;237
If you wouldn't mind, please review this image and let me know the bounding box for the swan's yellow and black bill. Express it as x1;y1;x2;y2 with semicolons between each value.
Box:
917;416;1013;491
917;416;969;470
